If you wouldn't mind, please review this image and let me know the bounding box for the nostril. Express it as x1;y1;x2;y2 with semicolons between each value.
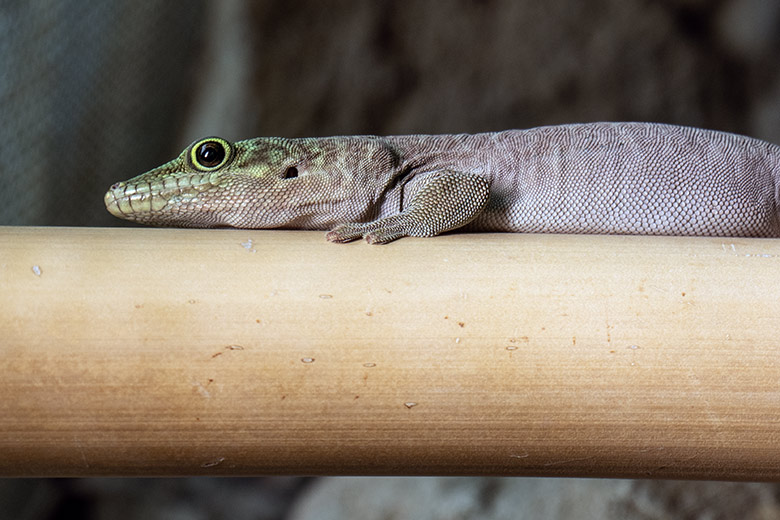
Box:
110;182;124;190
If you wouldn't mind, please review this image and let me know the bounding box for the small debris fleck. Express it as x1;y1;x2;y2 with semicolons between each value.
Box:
319;294;333;299
240;239;256;253
455;337;461;344
506;345;518;351
301;357;315;364
31;265;42;276
212;345;244;359
193;382;211;399
404;402;418;409
628;345;640;350
458;322;465;328
201;457;225;468
363;362;377;368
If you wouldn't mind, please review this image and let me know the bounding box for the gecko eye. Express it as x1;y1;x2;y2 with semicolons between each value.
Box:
189;137;233;171
197;142;224;167
283;166;299;179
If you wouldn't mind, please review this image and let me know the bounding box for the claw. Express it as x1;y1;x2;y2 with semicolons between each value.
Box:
325;224;365;243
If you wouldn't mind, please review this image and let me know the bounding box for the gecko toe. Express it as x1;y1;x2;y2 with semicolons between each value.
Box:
325;225;365;243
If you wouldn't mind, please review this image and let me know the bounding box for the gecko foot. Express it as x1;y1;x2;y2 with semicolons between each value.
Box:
326;220;406;244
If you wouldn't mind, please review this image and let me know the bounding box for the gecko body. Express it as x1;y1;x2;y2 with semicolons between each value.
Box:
105;122;780;243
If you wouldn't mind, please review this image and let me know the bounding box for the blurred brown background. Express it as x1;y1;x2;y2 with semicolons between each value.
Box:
2;0;780;228
2;0;780;518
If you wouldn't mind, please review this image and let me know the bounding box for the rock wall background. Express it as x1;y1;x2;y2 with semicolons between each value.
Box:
2;0;780;226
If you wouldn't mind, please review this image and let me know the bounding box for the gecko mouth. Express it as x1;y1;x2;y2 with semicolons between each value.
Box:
104;183;171;219
104;173;221;221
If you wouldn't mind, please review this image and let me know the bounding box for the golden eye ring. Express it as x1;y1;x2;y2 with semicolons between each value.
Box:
189;137;233;171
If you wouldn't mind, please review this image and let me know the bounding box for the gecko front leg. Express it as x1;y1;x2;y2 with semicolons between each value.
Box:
326;171;490;244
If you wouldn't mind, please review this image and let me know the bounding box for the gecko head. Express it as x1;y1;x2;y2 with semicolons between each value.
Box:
104;136;325;228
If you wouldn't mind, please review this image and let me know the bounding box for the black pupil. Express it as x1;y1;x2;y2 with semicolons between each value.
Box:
197;142;225;167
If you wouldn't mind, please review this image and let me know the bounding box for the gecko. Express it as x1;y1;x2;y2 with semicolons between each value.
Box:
104;122;780;244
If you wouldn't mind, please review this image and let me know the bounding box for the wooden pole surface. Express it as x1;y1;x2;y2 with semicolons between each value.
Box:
0;226;778;479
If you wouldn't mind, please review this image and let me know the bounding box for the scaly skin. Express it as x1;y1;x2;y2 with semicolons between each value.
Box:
105;122;780;243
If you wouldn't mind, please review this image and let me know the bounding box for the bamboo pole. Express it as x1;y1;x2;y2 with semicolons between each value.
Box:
0;226;778;479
